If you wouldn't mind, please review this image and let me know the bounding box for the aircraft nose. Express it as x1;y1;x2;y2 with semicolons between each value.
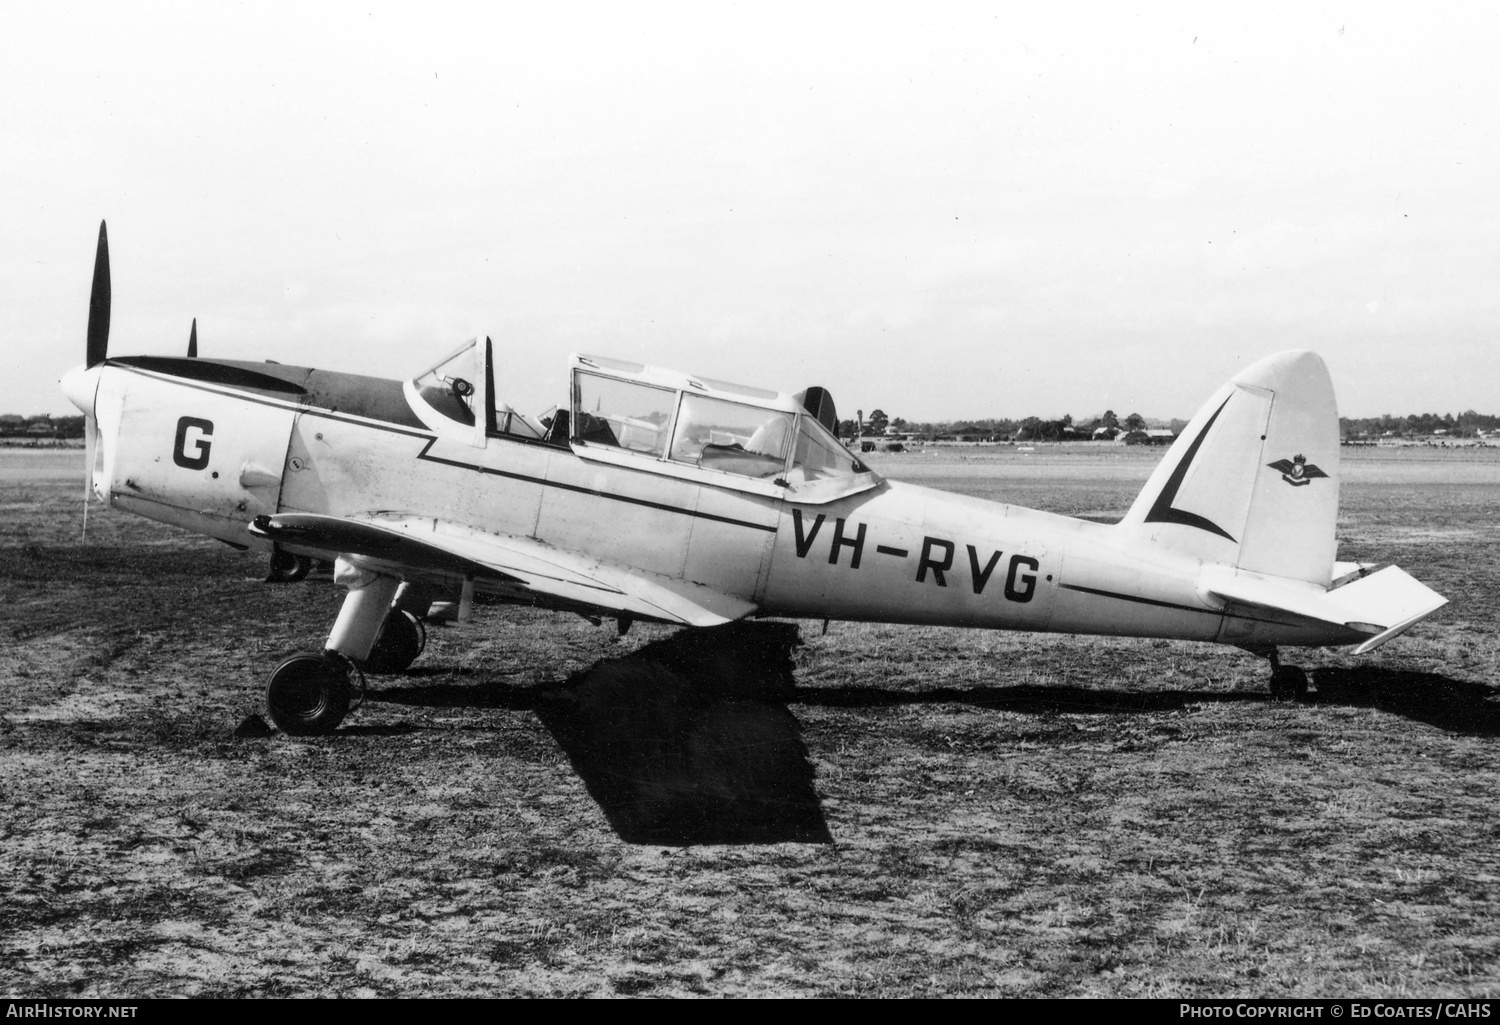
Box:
60;364;101;415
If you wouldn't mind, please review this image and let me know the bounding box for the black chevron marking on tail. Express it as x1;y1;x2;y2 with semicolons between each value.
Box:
1142;396;1237;542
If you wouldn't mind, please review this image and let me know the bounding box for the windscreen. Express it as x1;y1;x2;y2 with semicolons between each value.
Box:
791;414;869;480
411;342;476;426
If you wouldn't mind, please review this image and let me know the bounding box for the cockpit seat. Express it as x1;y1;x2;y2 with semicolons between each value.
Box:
746;416;790;459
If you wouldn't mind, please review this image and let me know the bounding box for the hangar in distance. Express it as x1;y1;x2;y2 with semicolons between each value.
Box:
59;222;1447;734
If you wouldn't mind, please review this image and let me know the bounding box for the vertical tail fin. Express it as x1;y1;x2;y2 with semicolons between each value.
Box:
1120;351;1340;586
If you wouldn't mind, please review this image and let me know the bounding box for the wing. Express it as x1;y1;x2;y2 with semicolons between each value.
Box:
248;512;756;628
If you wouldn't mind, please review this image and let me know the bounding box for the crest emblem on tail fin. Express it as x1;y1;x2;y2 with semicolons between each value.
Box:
1267;454;1328;487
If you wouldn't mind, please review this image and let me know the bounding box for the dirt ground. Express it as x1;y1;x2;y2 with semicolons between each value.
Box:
2;445;1498;997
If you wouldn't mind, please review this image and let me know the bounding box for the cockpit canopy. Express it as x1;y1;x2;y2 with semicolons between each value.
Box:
571;355;873;495
405;340;877;500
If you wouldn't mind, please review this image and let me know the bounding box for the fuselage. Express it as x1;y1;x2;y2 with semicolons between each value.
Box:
62;354;1365;651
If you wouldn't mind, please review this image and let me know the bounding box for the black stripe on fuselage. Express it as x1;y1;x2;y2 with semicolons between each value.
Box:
111;361;780;535
1059;581;1289;627
414;439;779;533
1060;582;1217;616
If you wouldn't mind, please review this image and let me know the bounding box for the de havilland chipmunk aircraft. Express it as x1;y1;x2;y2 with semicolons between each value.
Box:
60;222;1447;734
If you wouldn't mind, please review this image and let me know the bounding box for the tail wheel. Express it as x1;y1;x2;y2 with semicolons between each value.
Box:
266;652;351;735
359;611;426;675
1269;665;1309;701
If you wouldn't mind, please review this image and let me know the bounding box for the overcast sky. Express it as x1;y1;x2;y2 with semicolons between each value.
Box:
4;3;1497;421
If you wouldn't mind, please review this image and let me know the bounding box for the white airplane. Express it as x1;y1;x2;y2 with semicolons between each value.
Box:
60;223;1448;734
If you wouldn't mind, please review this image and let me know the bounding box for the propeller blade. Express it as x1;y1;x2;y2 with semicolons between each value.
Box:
86;221;111;367
188;317;197;358
82;413;98;540
796;386;839;434
483;336;496;434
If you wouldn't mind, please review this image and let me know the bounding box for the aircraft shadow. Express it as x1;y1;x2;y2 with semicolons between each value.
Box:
1309;666;1500;736
370;636;1498;842
792;684;1263;715
374;622;832;846
793;666;1500;736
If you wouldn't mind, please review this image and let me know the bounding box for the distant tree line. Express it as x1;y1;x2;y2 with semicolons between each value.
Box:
0;414;85;439
1339;411;1500;439
837;408;1183;443
834;407;1500;444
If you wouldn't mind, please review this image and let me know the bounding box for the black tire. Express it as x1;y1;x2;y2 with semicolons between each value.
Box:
266;652;350;735
266;549;312;584
359;611;425;675
1269;665;1309;701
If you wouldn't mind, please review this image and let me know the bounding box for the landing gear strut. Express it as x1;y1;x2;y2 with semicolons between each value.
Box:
263;560;409;735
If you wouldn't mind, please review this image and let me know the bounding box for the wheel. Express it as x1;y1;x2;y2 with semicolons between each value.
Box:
266;652;351;735
359;610;425;675
1269;665;1309;701
266;549;312;584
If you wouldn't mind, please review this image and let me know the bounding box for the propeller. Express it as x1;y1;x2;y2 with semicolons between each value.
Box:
81;220;109;537
188;317;197;358
796;386;839;435
86;221;110;367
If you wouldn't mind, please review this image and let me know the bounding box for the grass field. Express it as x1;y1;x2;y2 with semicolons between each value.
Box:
2;445;1498;997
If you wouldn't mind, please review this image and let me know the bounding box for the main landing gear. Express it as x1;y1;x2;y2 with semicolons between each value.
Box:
265;651;353;735
264;563;430;735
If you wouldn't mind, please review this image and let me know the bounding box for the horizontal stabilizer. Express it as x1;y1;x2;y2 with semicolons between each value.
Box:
1200;564;1447;651
1337;567;1452;654
250;512;756;628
